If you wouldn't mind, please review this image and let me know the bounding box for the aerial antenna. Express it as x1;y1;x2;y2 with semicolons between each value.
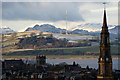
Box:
66;10;68;35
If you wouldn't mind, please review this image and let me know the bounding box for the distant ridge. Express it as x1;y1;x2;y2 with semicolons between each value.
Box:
25;23;117;35
25;24;67;33
72;23;116;32
109;26;119;34
0;27;15;34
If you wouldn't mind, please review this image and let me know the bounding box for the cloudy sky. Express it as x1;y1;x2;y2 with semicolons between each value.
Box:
1;2;118;32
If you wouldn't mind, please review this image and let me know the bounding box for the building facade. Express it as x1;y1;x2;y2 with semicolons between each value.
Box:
36;55;46;66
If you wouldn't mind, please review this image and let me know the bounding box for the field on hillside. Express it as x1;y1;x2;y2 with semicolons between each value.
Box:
2;32;90;53
2;31;119;58
2;45;118;56
2;55;119;59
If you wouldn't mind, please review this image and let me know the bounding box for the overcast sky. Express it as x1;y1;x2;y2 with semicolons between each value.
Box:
1;2;118;32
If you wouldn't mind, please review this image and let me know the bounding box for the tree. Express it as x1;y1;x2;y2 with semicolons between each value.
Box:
30;32;36;37
11;33;17;38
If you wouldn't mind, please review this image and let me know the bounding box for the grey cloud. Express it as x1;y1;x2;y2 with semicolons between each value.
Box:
2;2;84;21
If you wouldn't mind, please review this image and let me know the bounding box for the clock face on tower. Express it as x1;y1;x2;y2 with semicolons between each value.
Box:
106;58;108;61
100;58;102;61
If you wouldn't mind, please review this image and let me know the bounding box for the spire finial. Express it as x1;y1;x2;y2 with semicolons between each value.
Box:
102;2;107;28
103;2;106;10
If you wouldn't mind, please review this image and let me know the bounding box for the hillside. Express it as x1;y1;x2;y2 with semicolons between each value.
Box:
17;36;69;49
3;45;118;57
2;33;118;57
2;27;118;57
2;31;92;54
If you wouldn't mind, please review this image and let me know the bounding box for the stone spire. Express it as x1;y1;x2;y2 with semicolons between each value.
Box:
103;9;107;28
102;4;108;33
101;8;109;47
97;3;113;80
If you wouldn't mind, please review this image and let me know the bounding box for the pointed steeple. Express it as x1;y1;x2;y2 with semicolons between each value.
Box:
103;9;107;27
102;5;108;33
97;3;113;80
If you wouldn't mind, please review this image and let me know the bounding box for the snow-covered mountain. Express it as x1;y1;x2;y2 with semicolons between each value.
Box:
25;23;117;34
71;29;89;34
25;24;67;33
109;26;119;34
72;23;116;32
0;27;15;34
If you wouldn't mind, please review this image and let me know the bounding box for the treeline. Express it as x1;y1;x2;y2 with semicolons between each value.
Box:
17;36;91;49
3;49;99;56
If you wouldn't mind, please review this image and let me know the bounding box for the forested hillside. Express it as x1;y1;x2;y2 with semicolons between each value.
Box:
17;36;91;49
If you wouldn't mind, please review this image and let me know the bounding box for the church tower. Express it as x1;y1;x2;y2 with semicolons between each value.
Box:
97;4;113;80
36;55;46;66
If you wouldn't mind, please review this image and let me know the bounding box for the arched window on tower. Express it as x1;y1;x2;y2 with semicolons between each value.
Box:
100;65;103;75
101;35;103;43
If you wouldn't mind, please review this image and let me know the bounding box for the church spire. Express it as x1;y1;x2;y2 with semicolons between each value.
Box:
103;9;107;27
102;3;108;32
97;3;113;80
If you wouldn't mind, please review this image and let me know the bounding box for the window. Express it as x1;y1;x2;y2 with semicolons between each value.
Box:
100;58;102;61
106;58;108;61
